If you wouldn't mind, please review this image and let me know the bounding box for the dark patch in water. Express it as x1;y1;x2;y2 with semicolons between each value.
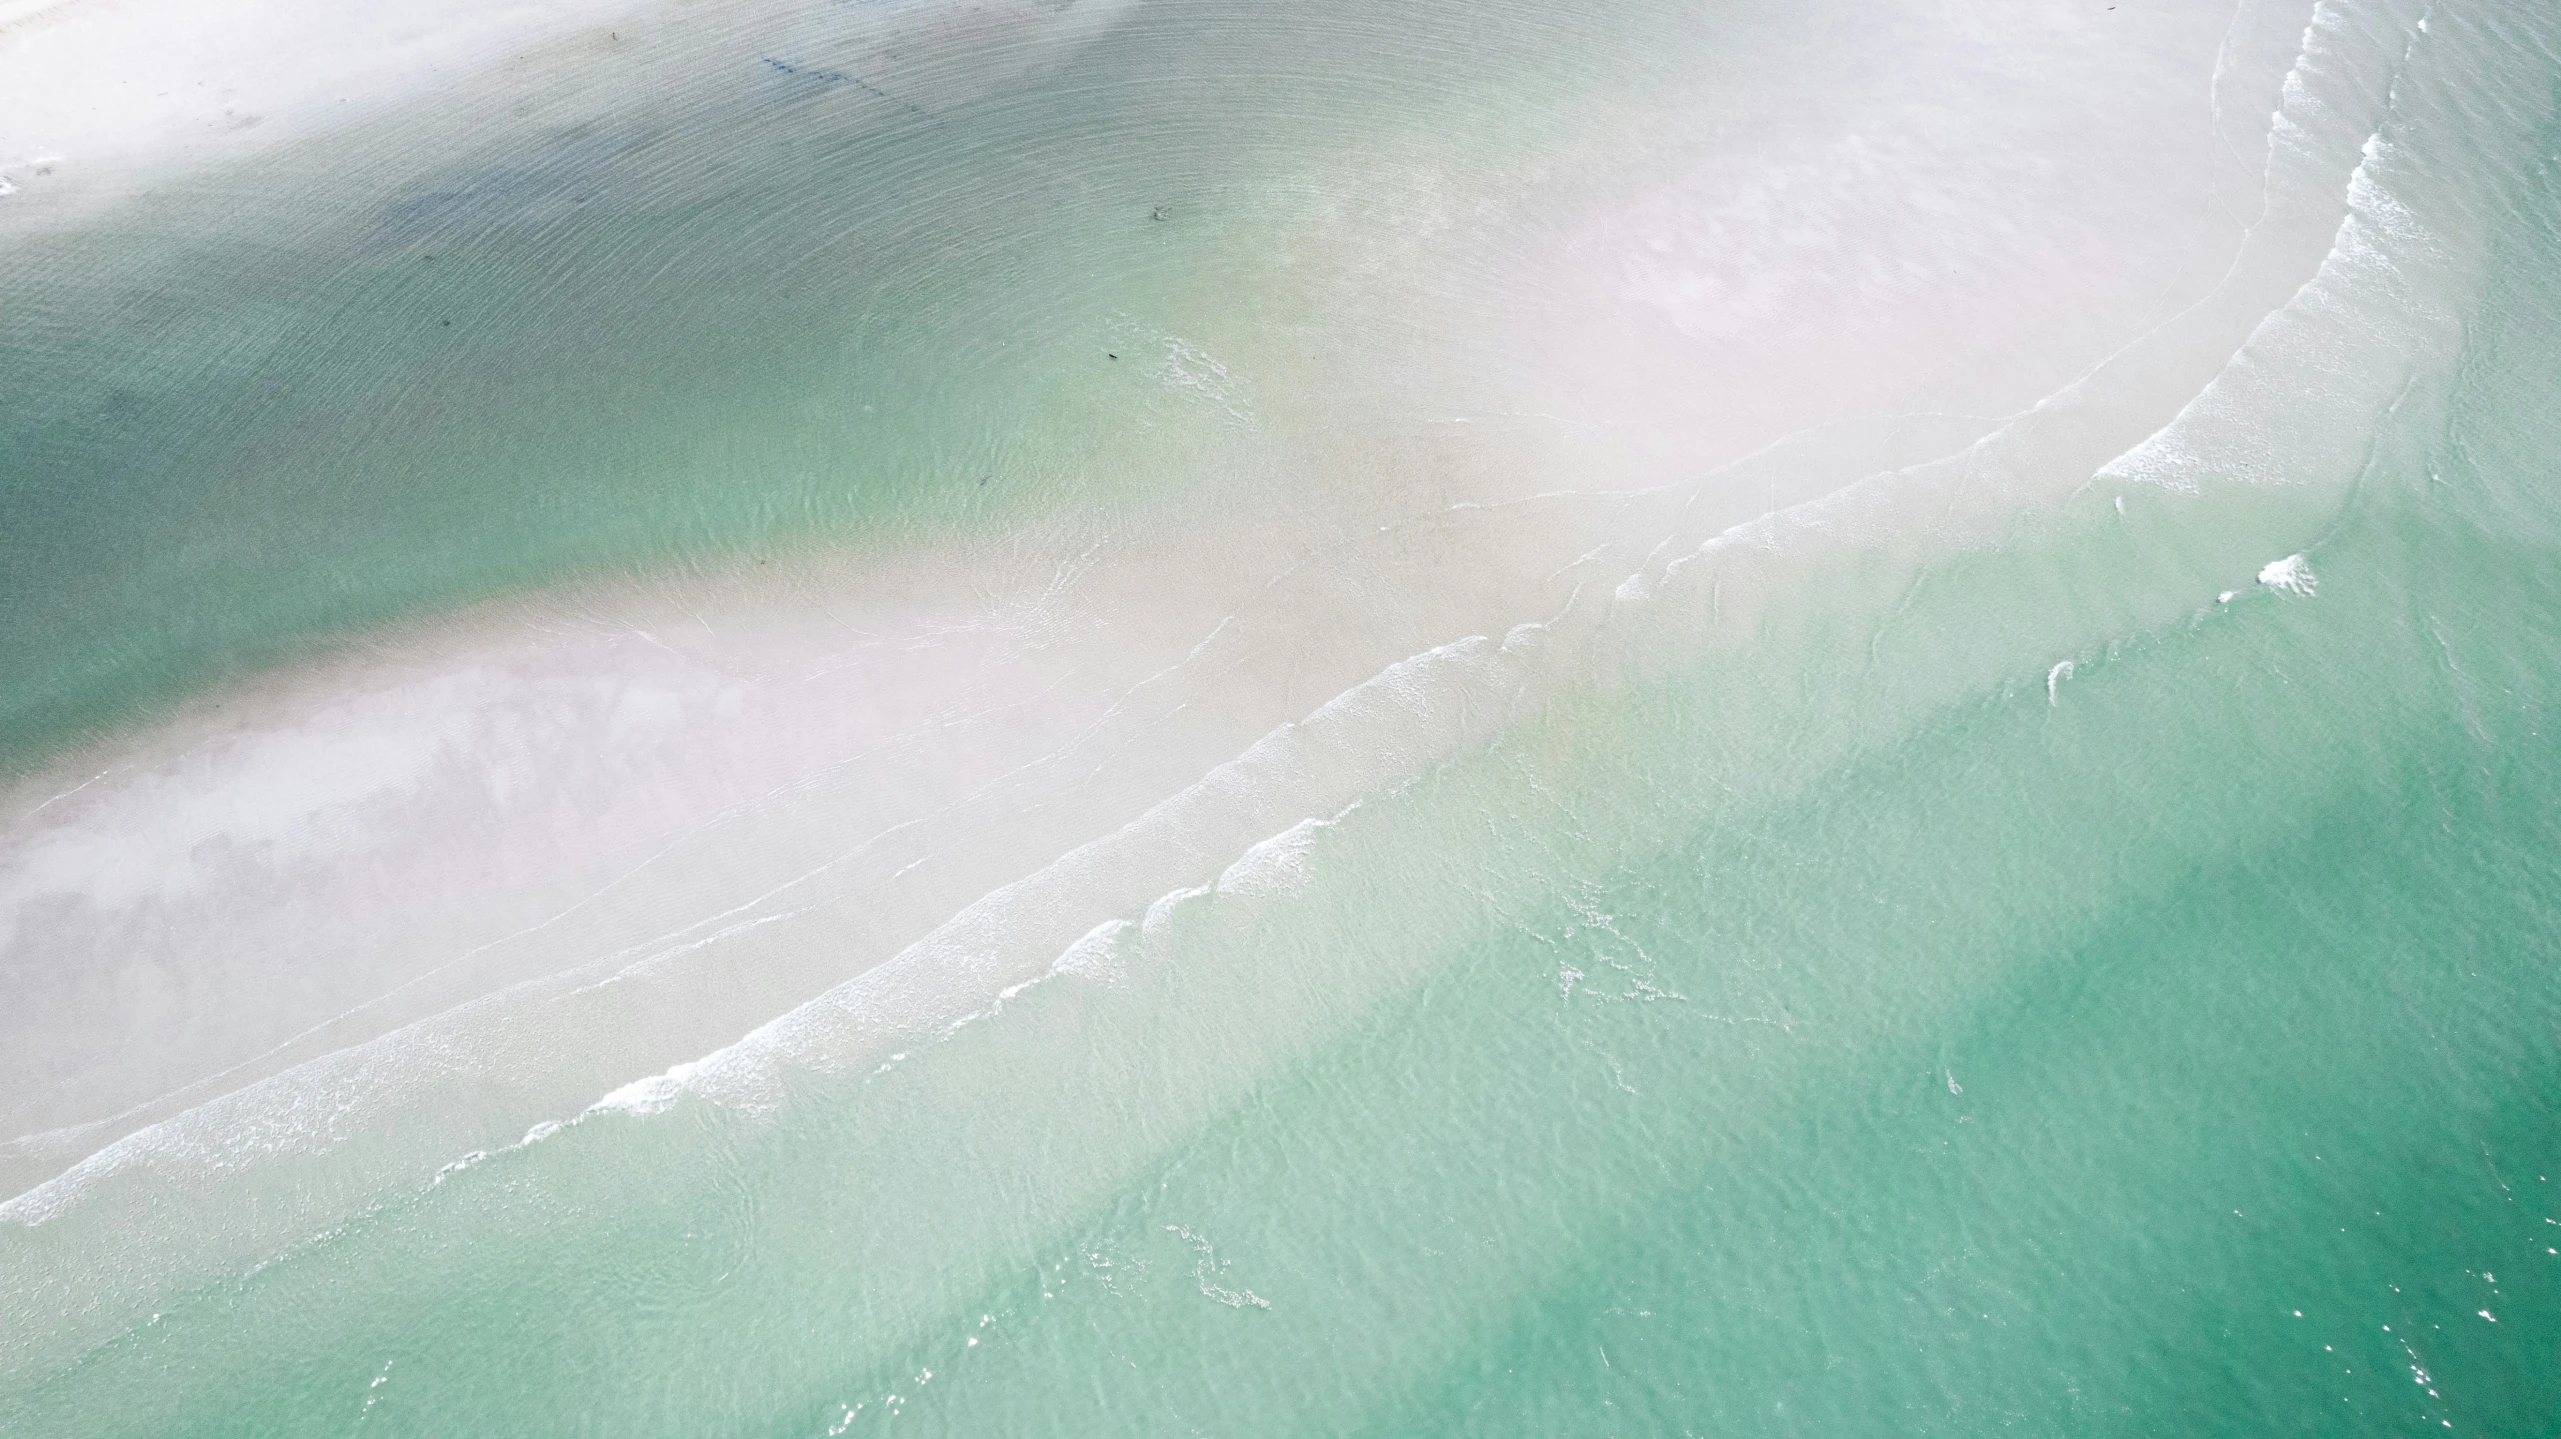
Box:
759;56;938;123
363;124;635;252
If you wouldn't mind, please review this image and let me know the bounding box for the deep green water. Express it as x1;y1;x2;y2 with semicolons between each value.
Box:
5;0;2561;1433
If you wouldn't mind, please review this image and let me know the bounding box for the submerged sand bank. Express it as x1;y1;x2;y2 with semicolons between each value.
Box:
3;0;2320;1168
0;0;1146;230
4;0;2467;1378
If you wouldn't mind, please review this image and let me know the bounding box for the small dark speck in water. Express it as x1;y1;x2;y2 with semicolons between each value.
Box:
1107;353;1117;360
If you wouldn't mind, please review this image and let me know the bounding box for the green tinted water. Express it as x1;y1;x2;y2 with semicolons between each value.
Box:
0;0;1660;767
4;0;2559;1433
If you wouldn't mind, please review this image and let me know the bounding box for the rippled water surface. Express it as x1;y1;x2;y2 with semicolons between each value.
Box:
3;0;2559;1433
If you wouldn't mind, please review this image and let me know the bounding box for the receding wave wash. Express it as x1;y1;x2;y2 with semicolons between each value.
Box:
3;0;2559;1432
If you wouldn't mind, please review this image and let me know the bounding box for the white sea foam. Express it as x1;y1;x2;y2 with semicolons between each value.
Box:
1215;818;1328;899
0;567;1119;1164
1049;920;1137;988
1155;335;1256;426
2099;1;2468;497
570;376;2272;1130
2259;554;2319;594
590;1064;704;1121
1165;1224;1271;1310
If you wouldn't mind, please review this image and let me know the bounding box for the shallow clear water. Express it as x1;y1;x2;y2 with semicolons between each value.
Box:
4;0;2559;1433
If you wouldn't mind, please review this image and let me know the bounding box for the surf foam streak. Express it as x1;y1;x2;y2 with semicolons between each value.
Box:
0;0;1147;228
589;629;1545;1116
2100;2;2475;494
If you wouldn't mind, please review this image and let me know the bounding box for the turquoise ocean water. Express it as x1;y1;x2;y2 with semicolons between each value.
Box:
4;0;2560;1433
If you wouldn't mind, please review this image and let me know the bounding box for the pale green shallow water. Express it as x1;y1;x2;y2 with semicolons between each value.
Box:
6;0;2561;1434
0;0;1670;767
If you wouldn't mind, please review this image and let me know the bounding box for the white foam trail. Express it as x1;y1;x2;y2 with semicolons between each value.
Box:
2259;554;2318;594
2100;3;2466;495
577;424;2179;1124
585;630;1546;1118
1048;920;1137;988
1214;818;1326;900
